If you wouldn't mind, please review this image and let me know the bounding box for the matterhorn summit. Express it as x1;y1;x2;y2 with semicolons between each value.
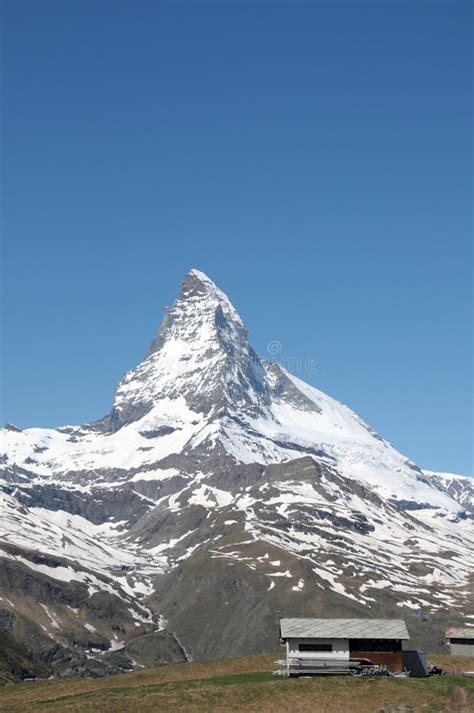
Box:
1;270;472;679
106;269;271;432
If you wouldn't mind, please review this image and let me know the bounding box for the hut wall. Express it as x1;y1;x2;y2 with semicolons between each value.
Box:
286;638;349;660
349;650;403;670
450;643;474;656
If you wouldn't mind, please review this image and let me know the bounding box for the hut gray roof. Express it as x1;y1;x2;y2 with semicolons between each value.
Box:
445;627;474;639
280;618;409;640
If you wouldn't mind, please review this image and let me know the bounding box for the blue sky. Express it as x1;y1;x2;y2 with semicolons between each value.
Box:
2;1;472;474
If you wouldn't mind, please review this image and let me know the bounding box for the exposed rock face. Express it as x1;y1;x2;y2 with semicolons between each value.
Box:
417;470;474;514
1;269;473;681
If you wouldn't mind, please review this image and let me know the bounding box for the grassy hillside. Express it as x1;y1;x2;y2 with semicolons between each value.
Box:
0;654;473;712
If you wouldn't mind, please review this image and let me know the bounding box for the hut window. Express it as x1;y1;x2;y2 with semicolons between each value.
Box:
350;639;400;653
298;643;333;652
450;638;474;645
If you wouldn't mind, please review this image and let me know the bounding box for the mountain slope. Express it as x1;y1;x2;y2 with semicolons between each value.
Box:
1;269;472;678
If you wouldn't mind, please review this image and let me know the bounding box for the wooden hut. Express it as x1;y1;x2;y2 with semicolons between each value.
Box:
279;618;410;675
445;627;474;656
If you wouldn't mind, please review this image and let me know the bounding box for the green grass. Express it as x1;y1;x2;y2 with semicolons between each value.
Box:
3;672;275;710
1;655;473;713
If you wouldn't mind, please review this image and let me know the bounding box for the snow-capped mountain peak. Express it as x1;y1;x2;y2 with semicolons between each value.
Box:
148;269;245;357
107;269;270;431
2;270;471;517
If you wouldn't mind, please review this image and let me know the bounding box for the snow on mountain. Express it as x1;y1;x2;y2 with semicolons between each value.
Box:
419;469;474;513
0;490;165;600
1;269;472;675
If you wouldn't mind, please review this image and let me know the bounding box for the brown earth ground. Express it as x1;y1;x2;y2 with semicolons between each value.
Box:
0;654;473;713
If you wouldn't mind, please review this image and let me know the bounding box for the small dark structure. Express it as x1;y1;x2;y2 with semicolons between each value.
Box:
278;618;410;676
446;627;474;656
402;650;428;677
